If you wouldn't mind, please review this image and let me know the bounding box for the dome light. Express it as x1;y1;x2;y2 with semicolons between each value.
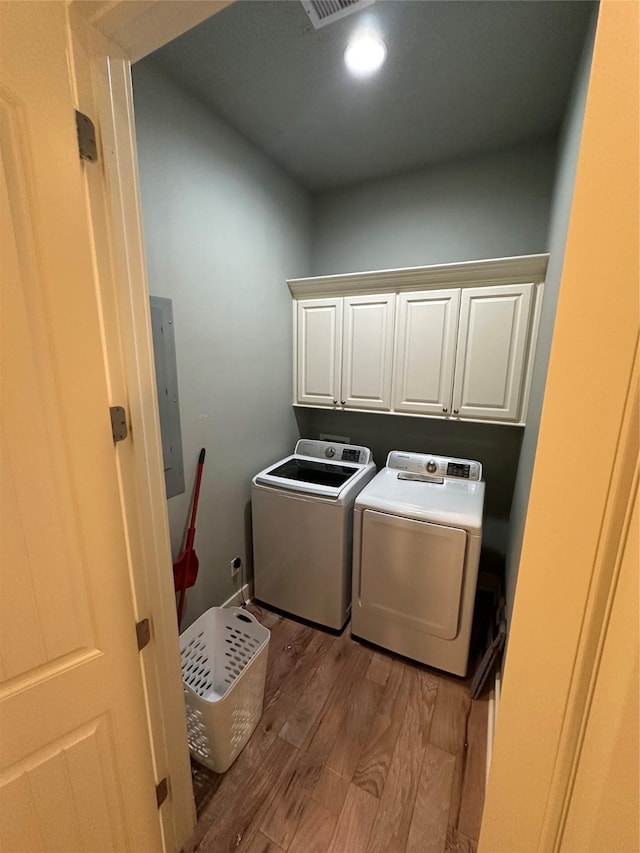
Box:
344;32;387;77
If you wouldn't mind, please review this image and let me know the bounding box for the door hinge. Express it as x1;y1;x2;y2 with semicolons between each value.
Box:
155;777;169;808
109;406;128;444
135;617;151;651
75;110;98;162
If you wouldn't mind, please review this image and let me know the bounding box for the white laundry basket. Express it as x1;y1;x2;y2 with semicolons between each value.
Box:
179;606;270;773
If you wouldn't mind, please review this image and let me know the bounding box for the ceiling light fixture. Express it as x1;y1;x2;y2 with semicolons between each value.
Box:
344;31;387;77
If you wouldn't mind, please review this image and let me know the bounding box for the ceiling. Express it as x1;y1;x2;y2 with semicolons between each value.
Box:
147;0;595;191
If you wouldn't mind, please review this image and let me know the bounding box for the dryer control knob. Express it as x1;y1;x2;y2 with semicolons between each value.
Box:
426;459;438;474
325;447;335;458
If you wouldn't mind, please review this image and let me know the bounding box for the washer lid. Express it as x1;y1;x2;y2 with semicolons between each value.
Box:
260;456;358;489
355;466;485;532
253;441;375;500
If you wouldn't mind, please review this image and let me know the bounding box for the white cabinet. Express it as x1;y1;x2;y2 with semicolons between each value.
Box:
341;294;395;411
392;283;534;422
393;289;461;416
296;298;342;406
295;294;395;411
290;255;547;425
453;284;534;421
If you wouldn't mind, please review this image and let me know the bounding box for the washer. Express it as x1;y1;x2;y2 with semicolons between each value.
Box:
251;439;376;630
352;450;484;676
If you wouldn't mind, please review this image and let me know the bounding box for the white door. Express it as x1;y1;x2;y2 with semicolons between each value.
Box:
295;297;343;406
0;3;162;850
360;510;467;640
452;283;534;422
341;293;395;411
392;288;461;416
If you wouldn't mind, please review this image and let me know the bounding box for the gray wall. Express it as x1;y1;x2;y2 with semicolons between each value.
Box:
132;59;312;626
505;12;597;621
311;139;557;276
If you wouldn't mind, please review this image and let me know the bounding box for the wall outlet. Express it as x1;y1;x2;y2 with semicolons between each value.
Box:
319;433;350;444
230;556;242;579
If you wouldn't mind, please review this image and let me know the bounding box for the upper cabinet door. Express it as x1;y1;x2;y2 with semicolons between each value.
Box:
452;283;534;422
341;294;396;411
296;298;343;406
392;289;461;415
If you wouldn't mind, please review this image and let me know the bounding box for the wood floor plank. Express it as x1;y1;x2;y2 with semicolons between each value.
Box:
263;620;315;705
352;659;412;798
279;627;360;749
311;626;361;695
191;760;223;817
263;634;342;746
457;698;488;842
365;650;393;686
327;784;378;853
259;688;299;739
278;690;322;749
414;667;440;744
405;744;456;853
244;831;285;853
288;798;338;853
429;677;473;839
259;614;292;659
366;666;438;853
326;673;384;781
445;826;478;853
186;727;279;851
429;677;471;755
280;630;335;697
448;754;465;840
260;751;324;850
302;641;371;765
312;766;350;816
254;608;282;631
193;735;297;852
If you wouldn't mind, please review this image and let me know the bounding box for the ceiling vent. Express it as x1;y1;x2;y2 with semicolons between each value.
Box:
301;0;375;30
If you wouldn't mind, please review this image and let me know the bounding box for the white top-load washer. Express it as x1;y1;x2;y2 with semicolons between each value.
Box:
252;439;376;630
352;450;485;676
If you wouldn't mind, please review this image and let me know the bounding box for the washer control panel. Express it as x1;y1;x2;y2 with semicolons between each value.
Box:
295;439;372;466
387;451;482;481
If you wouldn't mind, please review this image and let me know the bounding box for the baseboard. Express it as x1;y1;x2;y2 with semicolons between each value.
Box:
220;582;253;609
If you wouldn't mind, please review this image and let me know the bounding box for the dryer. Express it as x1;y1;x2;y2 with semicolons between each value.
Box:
352;451;484;676
252;440;375;630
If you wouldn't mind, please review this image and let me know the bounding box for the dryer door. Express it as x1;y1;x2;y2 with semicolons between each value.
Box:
359;510;467;640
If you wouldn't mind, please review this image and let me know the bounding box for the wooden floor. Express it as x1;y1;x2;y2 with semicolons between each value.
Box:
186;606;488;853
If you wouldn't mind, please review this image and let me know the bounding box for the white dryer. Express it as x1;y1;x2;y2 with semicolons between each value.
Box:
352;451;484;676
252;440;375;630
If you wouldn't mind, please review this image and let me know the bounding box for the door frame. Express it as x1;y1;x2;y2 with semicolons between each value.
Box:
67;3;233;849
66;1;638;850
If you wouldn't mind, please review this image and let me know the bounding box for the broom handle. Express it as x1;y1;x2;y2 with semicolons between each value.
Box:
177;448;206;628
177;582;187;627
185;448;206;548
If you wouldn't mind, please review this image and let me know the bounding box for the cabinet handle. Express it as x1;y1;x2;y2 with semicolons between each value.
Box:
332;399;337;405
442;407;448;413
340;400;346;406
453;409;459;414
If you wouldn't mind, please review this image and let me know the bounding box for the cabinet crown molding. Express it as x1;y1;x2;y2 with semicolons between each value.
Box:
288;253;549;299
